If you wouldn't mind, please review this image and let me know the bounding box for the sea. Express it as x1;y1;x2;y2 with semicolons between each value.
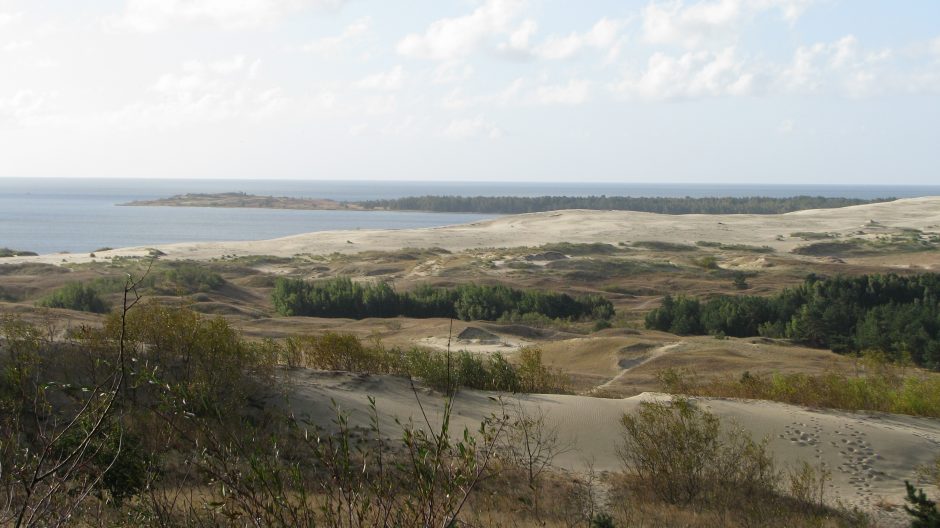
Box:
2;178;938;255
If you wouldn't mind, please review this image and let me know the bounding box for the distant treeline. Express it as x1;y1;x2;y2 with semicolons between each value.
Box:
357;195;890;215
645;273;940;369
272;277;614;321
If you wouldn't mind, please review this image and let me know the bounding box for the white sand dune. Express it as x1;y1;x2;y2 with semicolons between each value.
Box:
282;370;940;524
8;197;940;264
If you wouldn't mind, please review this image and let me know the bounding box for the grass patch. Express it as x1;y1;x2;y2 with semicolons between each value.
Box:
632;241;699;252
793;236;938;257
537;242;621;256
697;241;775;253
790;232;838;240
546;258;678;281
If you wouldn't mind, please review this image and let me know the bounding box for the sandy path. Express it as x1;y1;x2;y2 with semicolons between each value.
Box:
279;370;939;524
593;342;681;392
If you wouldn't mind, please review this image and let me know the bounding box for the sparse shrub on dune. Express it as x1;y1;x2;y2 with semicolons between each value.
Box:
37;281;110;313
655;360;940;417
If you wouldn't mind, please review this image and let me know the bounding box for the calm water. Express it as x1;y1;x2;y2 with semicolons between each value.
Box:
2;178;938;255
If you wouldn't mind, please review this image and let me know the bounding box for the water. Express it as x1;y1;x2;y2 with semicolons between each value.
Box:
2;178;938;255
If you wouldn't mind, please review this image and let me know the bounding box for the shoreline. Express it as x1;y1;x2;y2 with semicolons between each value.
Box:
3;197;939;266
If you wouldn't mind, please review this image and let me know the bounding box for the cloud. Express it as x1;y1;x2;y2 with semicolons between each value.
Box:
442;116;504;139
642;0;816;48
301;17;370;56
780;35;891;97
534;18;627;60
534;79;591;105
2;40;32;52
0;90;51;127
433;62;475;84
108;0;346;32
0;12;23;28
114;56;287;127
614;47;755;100
355;65;405;91
397;0;527;60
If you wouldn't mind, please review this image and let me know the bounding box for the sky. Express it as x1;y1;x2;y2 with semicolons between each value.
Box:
1;0;939;183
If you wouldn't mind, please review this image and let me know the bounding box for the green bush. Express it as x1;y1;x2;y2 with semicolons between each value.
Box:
38;282;110;313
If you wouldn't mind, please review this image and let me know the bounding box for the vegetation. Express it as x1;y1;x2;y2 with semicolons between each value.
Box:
0;247;38;257
537;242;621;255
696;240;775;253
632;240;698;252
793;235;939;257
272;276;614;321
37;281;110;313
645;273;940;369
656;363;940;417
904;481;940;527
358;195;889;215
615;399;861;526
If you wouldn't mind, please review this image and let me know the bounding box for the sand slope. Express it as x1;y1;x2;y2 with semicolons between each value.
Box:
282;370;940;524
8;197;940;264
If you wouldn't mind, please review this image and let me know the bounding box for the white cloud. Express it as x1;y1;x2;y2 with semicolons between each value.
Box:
301;17;370;56
114;57;287;127
642;0;817;49
780;35;891;97
355;65;405;91
397;0;527;60
433;62;475;84
2;40;32;52
0;12;23;28
778;118;794;133
534;18;626;60
443;116;504;139
534;79;591;105
108;0;346;32
614;47;755;100
0;90;48;127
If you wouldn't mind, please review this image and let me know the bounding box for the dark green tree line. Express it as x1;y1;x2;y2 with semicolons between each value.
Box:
645;273;940;369
272;277;614;322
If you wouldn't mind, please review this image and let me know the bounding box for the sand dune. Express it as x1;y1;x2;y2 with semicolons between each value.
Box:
282;370;940;524
8;197;940;264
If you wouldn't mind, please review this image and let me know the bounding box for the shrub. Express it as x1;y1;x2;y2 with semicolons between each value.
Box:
618;398;778;505
38;282;110;313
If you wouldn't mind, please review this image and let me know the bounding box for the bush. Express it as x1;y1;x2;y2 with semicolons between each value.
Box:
38;282;110;313
656;363;940;418
618;398;777;505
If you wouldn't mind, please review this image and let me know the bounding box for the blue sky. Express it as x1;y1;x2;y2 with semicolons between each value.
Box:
1;0;938;183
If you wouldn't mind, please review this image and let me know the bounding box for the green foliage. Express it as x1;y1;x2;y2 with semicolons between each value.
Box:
656;363;940;417
632;241;698;252
0;247;38;257
161;262;225;293
358;195;888;215
38;282;110;313
645;273;940;369
617;398;777;505
904;481;940;527
272;276;614;322
537;242;621;255
591;513;616;528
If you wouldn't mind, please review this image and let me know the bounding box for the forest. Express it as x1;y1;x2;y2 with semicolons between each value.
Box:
357;195;888;215
272;276;614;321
645;273;940;369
